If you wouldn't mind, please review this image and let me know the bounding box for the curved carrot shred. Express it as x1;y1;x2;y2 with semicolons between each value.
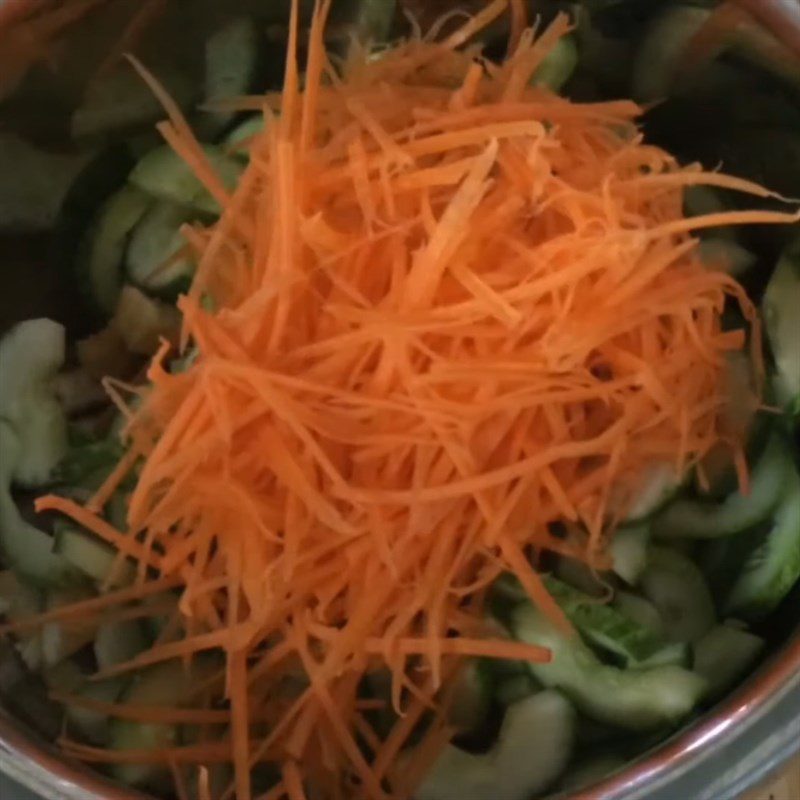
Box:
29;1;800;798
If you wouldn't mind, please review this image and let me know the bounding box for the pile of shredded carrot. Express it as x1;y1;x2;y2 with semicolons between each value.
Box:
14;1;800;798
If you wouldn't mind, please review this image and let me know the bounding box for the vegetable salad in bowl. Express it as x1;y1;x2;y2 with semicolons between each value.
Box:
0;1;799;799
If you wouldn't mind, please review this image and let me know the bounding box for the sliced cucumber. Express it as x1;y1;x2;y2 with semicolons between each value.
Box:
125;200;199;300
531;35;579;93
53;438;125;489
65;676;129;746
52;522;133;586
129;144;243;215
76;186;153;317
653;433;793;539
553;557;608;598
223;114;265;158
0;423;83;589
763;240;800;415
510;603;706;730
725;465;800;619
41;587;97;667
624;461;682;523
545;577;686;669
640;547;716;643
199;16;262;138
413;691;575;800
693;623;764;700
613;591;666;638
449;659;493;733
94;619;149;671
609;523;650;585
0;319;68;486
110;657;220;790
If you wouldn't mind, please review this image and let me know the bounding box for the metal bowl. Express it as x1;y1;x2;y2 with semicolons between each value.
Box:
1;2;799;799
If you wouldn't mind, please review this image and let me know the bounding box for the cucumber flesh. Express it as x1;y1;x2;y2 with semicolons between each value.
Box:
495;673;536;707
41;587;97;667
200;16;262;137
693;624;764;700
725;464;800;619
510;603;707;730
763;241;800;415
66;676;129;746
613;591;666;638
129;144;243;215
223;115;265;158
653;433;793;539
0;319;68;486
53;522;133;586
77;186;153;317
125;200;198;299
624;461;682;523
545;577;686;669
531;35;579;93
609;523;649;585
94;619;149;670
639;547;716;643
0;423;83;588
414;691;576;800
110;657;220;790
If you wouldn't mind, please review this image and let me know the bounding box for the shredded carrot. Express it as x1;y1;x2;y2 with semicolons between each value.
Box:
26;2;799;798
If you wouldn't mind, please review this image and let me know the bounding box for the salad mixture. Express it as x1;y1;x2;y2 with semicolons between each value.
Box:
1;2;799;800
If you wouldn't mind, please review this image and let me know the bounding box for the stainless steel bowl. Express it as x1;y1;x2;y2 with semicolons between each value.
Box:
1;1;799;798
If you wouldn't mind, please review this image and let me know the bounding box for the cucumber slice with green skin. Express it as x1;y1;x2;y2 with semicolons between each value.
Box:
125;201;198;300
609;523;650;585
94;619;149;671
693;624;764;700
77;186;153;317
129;144;244;215
640;547;716;644
545;577;687;669
653;433;792;539
223;115;265;158
725;465;800;619
613;591;666;638
65;676;129;746
52;522;134;586
624;461;683;524
413;691;576;800
41;587;97;667
449;659;493;733
199;16;263;139
53;438;125;488
763;241;800;415
0;423;83;589
531;35;580;93
109;657;220;790
0;319;68;487
510;603;707;730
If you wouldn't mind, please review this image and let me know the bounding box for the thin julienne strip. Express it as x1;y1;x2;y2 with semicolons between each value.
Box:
29;2;800;798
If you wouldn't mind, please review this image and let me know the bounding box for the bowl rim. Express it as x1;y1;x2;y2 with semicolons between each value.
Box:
2;632;800;800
